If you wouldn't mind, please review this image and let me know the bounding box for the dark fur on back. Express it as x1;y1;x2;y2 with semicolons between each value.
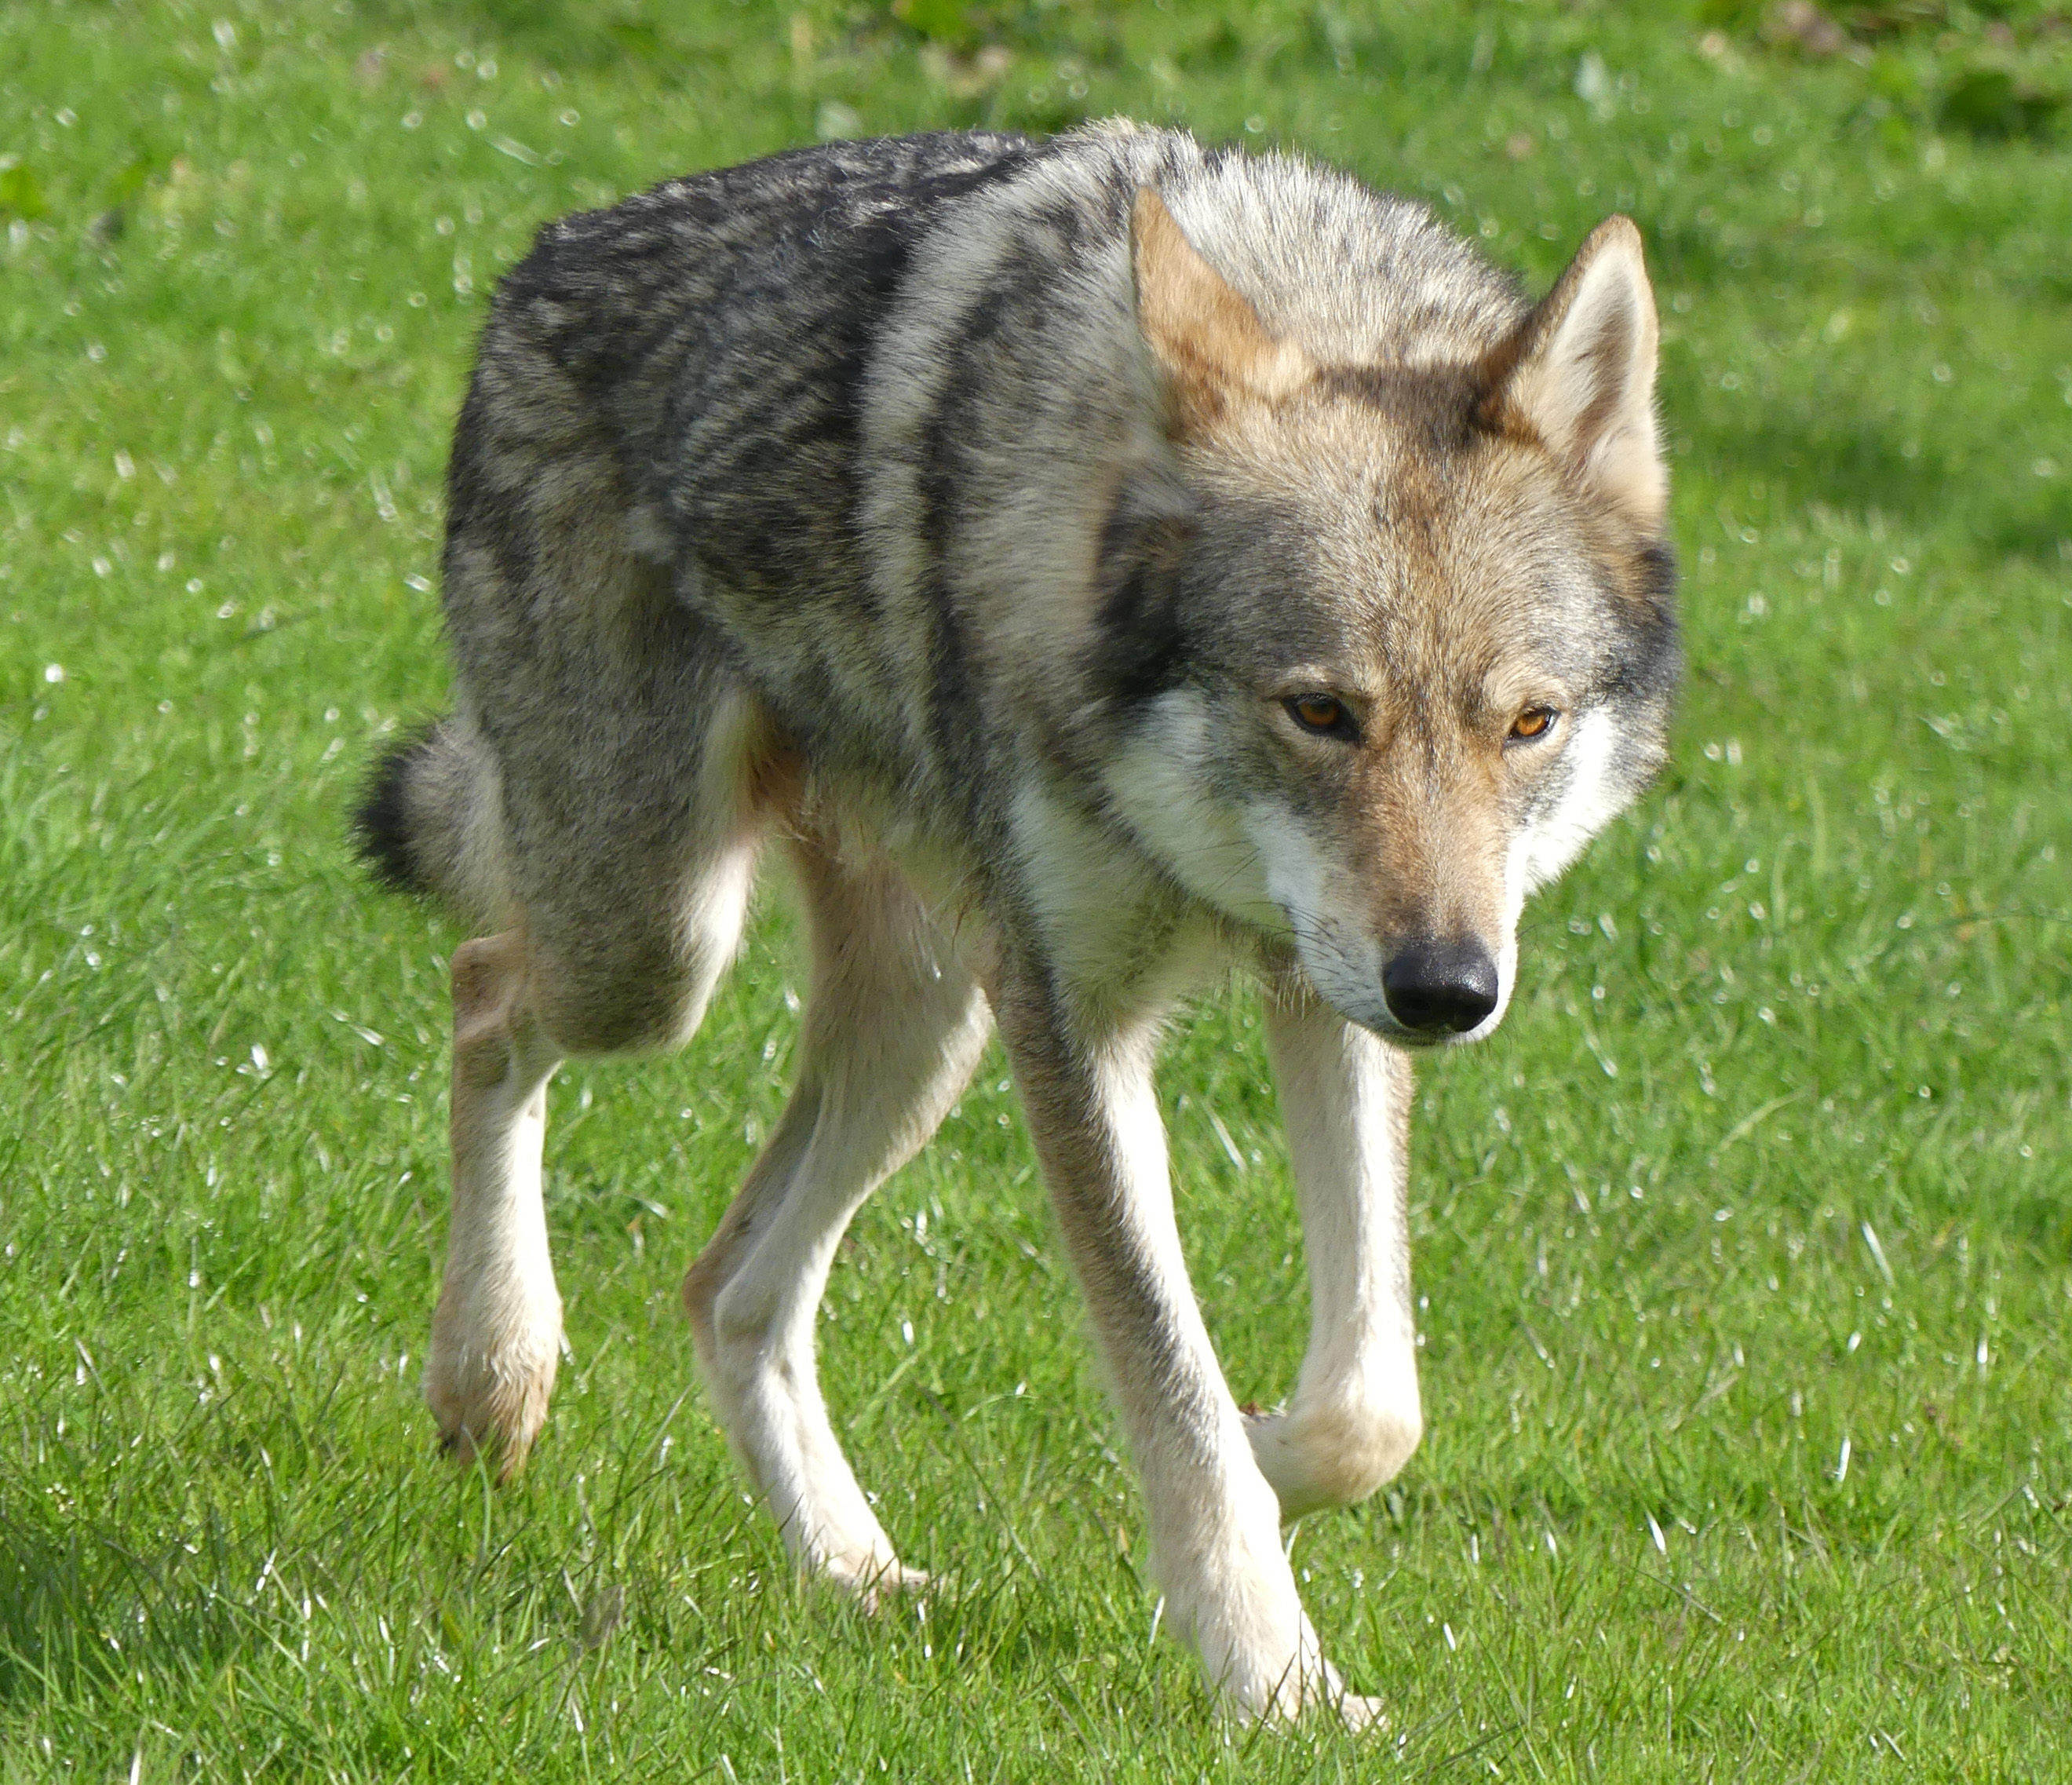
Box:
354;131;1048;907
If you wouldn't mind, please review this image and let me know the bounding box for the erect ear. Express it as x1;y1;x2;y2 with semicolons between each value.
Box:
1483;215;1665;528
1132;185;1311;433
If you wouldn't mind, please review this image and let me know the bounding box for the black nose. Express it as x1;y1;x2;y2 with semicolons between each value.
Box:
1381;940;1499;1035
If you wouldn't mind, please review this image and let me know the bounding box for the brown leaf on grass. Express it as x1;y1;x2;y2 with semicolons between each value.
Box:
919;42;1012;98
1764;2;1851;57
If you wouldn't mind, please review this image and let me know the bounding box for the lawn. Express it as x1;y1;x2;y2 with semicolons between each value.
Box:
2;0;2070;1777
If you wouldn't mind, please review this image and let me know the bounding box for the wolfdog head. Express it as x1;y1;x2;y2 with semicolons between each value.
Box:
1096;187;1679;1046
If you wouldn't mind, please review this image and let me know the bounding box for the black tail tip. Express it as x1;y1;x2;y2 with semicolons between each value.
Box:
353;732;432;896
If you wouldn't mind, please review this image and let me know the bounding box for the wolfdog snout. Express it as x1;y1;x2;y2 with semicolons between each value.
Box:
1380;939;1500;1037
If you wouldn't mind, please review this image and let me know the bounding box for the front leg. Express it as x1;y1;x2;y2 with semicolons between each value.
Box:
995;962;1374;1726
1247;980;1423;1520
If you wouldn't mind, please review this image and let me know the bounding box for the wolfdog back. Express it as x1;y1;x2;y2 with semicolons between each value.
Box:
358;122;1679;1724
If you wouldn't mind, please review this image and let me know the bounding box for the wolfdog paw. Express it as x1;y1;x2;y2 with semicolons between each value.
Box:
1333;1691;1386;1733
424;1326;559;1480
820;1554;934;1615
1244;1400;1420;1520
808;1542;940;1617
1242;1677;1384;1733
1244;1673;1385;1732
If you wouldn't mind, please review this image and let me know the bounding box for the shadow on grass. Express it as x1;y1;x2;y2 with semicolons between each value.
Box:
1668;385;2072;559
0;1507;250;1712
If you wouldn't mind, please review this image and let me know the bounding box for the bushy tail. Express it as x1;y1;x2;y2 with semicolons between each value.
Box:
352;717;509;925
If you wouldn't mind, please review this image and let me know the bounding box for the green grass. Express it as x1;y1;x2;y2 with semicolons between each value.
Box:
4;0;2070;1776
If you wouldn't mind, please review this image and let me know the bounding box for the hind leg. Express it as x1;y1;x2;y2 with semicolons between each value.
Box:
418;323;789;1473
684;828;990;1593
426;931;564;1473
425;687;769;1478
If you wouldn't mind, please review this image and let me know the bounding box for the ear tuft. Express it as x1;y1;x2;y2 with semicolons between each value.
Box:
1483;215;1665;527
1132;186;1310;432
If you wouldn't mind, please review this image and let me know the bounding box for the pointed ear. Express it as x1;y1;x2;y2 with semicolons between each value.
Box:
1483;216;1666;528
1132;186;1310;432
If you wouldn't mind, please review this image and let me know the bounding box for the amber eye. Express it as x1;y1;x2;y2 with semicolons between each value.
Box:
1509;706;1557;741
1286;694;1356;740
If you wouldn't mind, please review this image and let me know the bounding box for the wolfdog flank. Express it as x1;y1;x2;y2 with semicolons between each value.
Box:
357;121;1679;1724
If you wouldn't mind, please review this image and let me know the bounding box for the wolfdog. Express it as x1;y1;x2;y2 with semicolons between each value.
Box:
357;122;1677;1723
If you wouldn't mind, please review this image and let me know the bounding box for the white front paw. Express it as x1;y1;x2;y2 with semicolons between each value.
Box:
1246;1395;1421;1519
816;1553;933;1615
1159;1524;1355;1724
1192;1606;1358;1725
425;1290;561;1477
